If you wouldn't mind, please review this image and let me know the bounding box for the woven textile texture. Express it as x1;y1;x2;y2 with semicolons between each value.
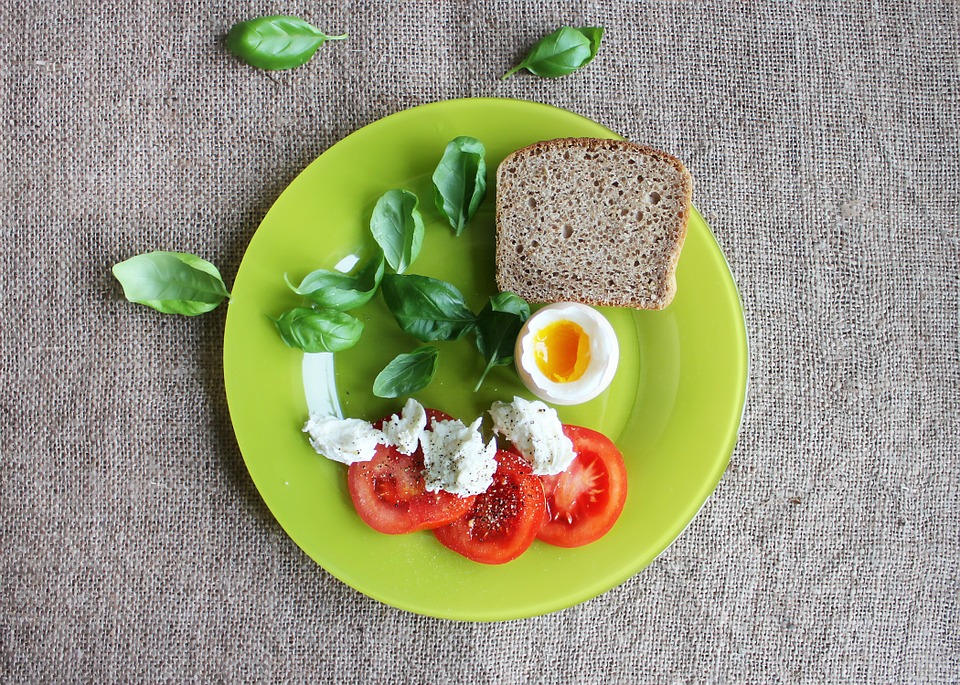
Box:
2;0;958;682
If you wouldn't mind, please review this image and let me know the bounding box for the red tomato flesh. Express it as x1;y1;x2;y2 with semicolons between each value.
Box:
433;451;546;564
346;409;474;534
537;425;628;548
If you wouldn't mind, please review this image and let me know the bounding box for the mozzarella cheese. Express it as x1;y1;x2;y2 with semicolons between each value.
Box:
380;397;427;455
488;396;575;476
305;397;575;495
302;413;386;465
420;417;497;497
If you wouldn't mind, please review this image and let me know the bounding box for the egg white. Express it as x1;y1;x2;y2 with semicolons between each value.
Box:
514;302;619;406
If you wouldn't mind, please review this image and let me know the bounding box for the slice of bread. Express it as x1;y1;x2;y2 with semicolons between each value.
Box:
494;138;692;310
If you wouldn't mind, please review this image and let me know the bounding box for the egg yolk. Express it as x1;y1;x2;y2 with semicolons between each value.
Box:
533;321;592;383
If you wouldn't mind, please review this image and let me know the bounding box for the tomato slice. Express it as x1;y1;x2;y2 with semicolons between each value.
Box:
537;425;628;548
346;409;474;534
432;451;546;564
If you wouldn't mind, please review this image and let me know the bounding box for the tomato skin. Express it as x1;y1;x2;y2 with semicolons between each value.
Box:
537;425;627;548
346;409;474;534
433;451;546;564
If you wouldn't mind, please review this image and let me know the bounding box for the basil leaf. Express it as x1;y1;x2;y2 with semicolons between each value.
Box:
373;347;439;398
273;307;363;353
432;136;487;236
226;15;347;70
488;291;531;319
578;26;604;59
286;250;385;311
112;251;229;316
369;189;424;274
381;274;477;342
473;292;531;391
502;26;603;79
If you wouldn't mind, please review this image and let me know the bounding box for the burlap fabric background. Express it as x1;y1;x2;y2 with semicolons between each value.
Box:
2;0;957;682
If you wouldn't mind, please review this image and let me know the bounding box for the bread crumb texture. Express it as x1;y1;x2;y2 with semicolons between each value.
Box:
495;138;692;310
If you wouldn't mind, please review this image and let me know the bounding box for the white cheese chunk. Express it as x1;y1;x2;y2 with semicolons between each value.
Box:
380;398;427;455
303;413;387;465
488;396;575;476
420;417;497;497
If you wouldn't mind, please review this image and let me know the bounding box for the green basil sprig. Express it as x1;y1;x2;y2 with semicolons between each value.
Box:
472;292;531;391
370;189;425;274
502;26;604;79
273;307;363;353
112;251;230;316
381;274;476;342
432;136;487;236
226;16;347;70
285;250;384;311
373;347;439;398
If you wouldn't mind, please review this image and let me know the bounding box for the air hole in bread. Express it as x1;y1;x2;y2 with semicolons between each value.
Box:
528;197;537;208
645;191;661;205
562;224;573;239
515;243;524;254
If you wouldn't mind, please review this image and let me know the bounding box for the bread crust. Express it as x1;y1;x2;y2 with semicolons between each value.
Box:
494;137;692;310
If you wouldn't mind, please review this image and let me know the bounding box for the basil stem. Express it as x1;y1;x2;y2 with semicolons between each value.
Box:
432;136;487;236
473;292;531;391
373;347;440;398
285;249;385;311
369;189;425;274
502;26;604;79
226;16;347;70
273;307;363;353
112;251;229;316
380;274;477;342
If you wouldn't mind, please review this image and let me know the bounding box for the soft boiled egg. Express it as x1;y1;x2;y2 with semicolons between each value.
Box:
514;302;619;406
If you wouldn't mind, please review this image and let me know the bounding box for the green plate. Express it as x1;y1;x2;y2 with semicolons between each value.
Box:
223;98;747;621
